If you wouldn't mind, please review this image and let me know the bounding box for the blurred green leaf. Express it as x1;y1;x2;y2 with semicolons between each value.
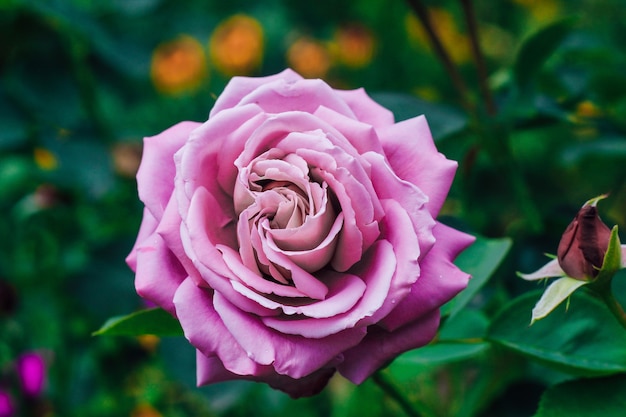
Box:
93;307;183;337
488;290;626;376
514;18;576;88
534;374;626;417
442;237;512;318
370;92;468;139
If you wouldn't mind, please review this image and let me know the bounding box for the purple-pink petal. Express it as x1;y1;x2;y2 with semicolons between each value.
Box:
339;309;440;384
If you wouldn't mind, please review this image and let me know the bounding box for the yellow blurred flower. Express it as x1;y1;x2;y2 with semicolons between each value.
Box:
209;14;264;76
405;9;471;64
34;148;58;170
513;0;561;22
151;35;207;95
333;24;375;68
286;37;332;79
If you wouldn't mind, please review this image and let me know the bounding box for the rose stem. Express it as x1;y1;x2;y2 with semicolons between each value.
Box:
596;286;626;331
404;0;474;113
372;371;424;417
459;0;497;116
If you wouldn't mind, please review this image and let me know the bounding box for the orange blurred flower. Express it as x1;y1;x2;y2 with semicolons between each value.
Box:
286;37;332;79
333;24;375;68
151;35;207;95
111;142;142;178
210;14;264;76
405;8;471;64
131;403;162;417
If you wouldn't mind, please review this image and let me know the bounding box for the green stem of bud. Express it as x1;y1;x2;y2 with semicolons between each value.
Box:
594;285;626;331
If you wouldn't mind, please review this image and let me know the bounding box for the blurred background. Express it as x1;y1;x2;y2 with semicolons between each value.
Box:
1;0;626;416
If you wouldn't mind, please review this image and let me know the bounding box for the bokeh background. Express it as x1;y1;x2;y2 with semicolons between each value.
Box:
2;0;626;416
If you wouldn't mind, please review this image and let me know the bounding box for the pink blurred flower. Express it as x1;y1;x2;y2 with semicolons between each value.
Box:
0;390;13;417
127;69;473;397
16;353;46;397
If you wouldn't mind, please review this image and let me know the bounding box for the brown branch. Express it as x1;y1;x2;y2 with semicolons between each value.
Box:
460;0;497;115
404;0;473;112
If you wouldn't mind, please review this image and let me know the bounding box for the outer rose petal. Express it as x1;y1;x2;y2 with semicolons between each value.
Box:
381;223;475;331
126;207;159;272
137;121;200;219
134;232;187;315
209;69;303;116
338;309;440;384
196;352;336;398
334;88;395;128
379;115;458;217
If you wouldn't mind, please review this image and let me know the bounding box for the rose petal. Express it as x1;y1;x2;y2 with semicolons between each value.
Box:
379;115;457;217
175;105;267;215
339;309;440;384
126;207;159;272
334;88;395;128
138;121;200;219
262;240;397;338
134;232;187;315
230;268;366;318
380;223;474;331
264;213;343;272
365;151;435;258
313;106;385;155
213;292;367;379
236;78;357;120
209;69;303;116
173;278;264;376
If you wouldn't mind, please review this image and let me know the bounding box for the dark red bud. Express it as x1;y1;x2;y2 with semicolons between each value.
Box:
557;203;611;280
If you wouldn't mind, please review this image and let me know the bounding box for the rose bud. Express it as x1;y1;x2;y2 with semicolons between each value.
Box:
16;353;46;397
557;196;611;280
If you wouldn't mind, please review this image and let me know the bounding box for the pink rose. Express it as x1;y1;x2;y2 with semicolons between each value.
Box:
127;69;474;397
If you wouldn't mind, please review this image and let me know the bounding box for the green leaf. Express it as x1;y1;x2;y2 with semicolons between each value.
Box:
530;276;588;324
93;308;183;337
514;18;576;88
388;310;489;377
488;290;626;376
370;92;468;139
442;237;512;318
534;374;626;417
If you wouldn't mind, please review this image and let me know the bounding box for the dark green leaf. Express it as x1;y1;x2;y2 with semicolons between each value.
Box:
514;18;576;88
370;92;468;139
93;307;183;337
488;290;626;376
442;237;512;318
534;374;626;417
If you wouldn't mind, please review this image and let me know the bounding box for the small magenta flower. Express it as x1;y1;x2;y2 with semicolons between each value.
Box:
16;353;46;397
557;195;612;280
520;195;626;324
0;390;14;417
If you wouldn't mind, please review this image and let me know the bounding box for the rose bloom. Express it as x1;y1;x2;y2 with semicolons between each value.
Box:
127;69;474;397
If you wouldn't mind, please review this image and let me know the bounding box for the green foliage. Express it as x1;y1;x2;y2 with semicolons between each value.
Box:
489;290;626;376
534;374;626;417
